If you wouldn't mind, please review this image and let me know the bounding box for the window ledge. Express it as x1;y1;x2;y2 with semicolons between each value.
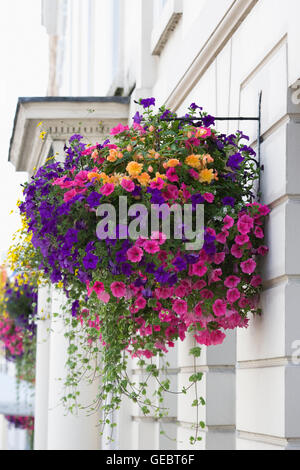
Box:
151;0;182;56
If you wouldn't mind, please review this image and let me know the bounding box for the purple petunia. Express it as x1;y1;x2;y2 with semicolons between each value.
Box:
227;153;245;170
82;252;99;270
87;191;102;208
222;197;236;208
140;97;155;108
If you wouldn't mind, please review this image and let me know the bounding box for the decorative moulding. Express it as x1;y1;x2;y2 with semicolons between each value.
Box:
8;97;130;175
151;0;183;56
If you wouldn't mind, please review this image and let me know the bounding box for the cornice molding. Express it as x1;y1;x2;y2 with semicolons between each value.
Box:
165;0;259;110
9;97;130;175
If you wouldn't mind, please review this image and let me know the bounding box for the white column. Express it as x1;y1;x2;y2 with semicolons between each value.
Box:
0;414;8;450
177;332;236;450
236;89;300;450
46;288;101;450
34;284;52;450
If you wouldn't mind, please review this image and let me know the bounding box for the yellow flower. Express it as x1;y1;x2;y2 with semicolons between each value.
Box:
126;161;143;177
185;154;201;169
39;131;47;141
88;172;102;182
57;281;64;289
166;159;180;168
137;172;151;186
199;169;215;184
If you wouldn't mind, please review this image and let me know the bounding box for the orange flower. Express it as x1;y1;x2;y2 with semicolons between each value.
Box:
185;154;201;169
202;154;214;165
166;159;180;168
99;172;110;183
137;172;151;186
126;161;143;177
107;154;117;162
88;172;102;182
199;169;216;184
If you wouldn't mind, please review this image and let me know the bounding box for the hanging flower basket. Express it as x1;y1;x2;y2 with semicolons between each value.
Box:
19;100;269;443
0;272;37;384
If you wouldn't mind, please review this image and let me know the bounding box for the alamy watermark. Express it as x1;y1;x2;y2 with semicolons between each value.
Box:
96;196;204;250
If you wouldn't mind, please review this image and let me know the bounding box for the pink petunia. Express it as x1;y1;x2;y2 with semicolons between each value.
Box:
200;289;214;299
127;246;144;263
135;296;147;310
237;214;254;234
151;231;167;245
224;276;241;288
223;215;234;230
254;226;264;239
163;184;179;200
250;275;262;288
227;288;241;303
150;178;165;190
100;183;115;196
64;189;77;203
257;245;269;256
166;167;179;183
121;179;135;192
231;244;243;259
216;232;228;244
259;205;270;216
214;252;226;265
193;280;206;290
110;123;130;136
209;269;222;284
192;262;207;277
111;281;126;298
203;193;215;203
143;240;160;254
194;303;203;316
235;234;250;246
172;299;188;316
213;299;227;317
240;258;257;275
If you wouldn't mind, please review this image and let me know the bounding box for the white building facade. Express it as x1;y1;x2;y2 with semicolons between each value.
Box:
9;0;300;450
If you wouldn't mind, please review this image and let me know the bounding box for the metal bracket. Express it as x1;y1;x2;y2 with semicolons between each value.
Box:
161;91;263;199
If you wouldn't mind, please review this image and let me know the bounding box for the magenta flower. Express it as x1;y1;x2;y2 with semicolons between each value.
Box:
235;234;250;246
143;240;160;254
93;281;104;297
192;262;207;277
223;215;234;230
250;275;262;288
240;258;257;274
100;183;115;196
121;179;135;192
127;246;143;263
111;281;126;298
214;252;225;265
237;214;254;234
172;299;188;316
203;193;215;203
216;232;228;244
166;167;179;183
135;297;147;310
257;245;269;256
110;123;130;136
227;288;241;303
231;244;243;259
150;178;165;190
224;276;241;288
254;226;264;239
213;299;227;317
